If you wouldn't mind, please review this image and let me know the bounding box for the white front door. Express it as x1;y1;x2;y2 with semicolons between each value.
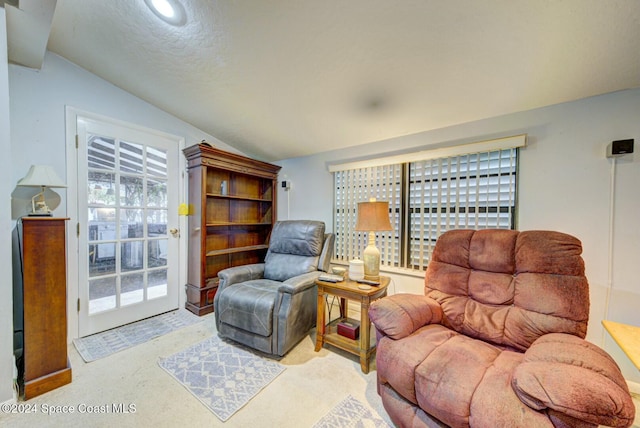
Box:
77;116;180;336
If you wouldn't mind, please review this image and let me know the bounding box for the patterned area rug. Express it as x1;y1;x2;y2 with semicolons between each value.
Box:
73;310;202;362
158;335;286;422
313;395;391;428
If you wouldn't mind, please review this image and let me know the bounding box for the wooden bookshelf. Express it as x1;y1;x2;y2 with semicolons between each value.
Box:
183;144;281;315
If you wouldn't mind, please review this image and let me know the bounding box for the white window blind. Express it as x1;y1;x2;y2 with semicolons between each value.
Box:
333;139;520;271
334;164;402;268
407;148;518;270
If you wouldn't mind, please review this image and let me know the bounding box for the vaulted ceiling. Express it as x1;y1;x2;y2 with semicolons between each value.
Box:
7;0;640;161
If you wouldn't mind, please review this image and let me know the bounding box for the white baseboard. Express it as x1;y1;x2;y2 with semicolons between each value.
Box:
1;397;17;406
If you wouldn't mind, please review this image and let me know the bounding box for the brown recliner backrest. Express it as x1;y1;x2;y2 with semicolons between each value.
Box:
424;229;590;352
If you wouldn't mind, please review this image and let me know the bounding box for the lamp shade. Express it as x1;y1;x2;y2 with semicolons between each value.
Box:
355;200;392;231
17;165;67;188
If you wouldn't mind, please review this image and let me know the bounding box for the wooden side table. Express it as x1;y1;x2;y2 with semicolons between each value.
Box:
314;275;390;373
602;320;640;370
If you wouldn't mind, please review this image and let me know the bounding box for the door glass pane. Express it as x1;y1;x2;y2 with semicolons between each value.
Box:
147;147;167;178
88;172;116;205
148;239;167;268
89;242;116;277
121;272;144;306
149;269;167;299
89;276;116;313
121;209;143;239
121;240;144;272
88;208;116;241
147;209;167;237
147;178;167;207
120;141;144;174
88;136;116;169
120;176;144;207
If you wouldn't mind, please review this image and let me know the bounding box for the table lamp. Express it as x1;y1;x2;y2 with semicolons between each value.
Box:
355;198;392;281
17;165;67;216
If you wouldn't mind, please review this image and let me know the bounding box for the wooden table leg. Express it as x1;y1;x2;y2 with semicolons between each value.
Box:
360;297;371;373
339;297;347;319
315;288;326;352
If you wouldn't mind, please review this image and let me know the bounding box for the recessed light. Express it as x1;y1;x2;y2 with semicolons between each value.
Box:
144;0;186;26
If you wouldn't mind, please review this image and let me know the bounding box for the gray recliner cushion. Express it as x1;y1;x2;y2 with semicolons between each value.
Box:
264;220;325;281
217;279;282;336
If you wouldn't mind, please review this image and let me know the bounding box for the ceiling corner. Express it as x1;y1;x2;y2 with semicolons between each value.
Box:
5;0;57;69
1;1;20;8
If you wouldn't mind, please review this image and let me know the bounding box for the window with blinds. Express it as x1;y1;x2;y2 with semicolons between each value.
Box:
333;147;518;271
334;164;403;269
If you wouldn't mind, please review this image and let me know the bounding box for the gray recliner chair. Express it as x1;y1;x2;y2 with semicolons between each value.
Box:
214;220;334;357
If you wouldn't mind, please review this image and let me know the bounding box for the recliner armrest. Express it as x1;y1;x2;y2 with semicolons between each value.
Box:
369;293;443;340
511;333;635;428
279;271;322;294
318;233;335;273
218;263;265;291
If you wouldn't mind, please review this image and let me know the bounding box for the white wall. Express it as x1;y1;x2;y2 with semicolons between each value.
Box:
0;7;16;403
276;88;640;383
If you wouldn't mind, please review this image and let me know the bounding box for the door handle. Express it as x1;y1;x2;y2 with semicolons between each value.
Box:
169;228;179;237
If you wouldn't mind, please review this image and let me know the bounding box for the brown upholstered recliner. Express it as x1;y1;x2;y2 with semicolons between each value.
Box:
369;229;635;428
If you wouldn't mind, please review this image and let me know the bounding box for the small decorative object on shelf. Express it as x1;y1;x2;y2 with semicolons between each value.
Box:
348;259;364;281
337;319;360;340
182;144;281;315
331;266;347;276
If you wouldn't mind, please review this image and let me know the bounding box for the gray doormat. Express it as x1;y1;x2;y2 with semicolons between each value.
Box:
73;309;202;362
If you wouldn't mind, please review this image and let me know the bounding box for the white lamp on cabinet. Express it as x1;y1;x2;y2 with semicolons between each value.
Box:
17;165;67;216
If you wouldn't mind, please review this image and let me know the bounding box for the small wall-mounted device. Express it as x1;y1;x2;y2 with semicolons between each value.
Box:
281;180;291;191
606;139;634;158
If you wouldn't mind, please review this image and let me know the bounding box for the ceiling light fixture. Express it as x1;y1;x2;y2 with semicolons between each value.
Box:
144;0;186;26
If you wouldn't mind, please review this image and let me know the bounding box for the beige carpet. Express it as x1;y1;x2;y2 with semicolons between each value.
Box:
0;313;391;427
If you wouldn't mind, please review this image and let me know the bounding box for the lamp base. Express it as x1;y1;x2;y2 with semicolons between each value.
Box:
30;190;53;216
362;232;381;282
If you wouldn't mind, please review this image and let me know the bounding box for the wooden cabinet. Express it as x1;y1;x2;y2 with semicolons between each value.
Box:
19;217;72;399
183;144;281;315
